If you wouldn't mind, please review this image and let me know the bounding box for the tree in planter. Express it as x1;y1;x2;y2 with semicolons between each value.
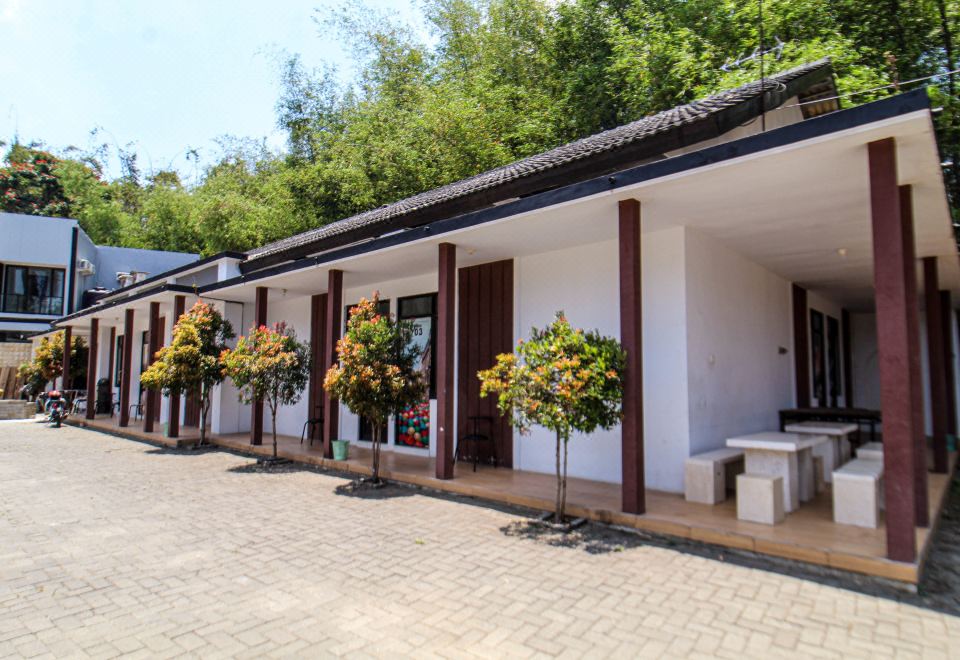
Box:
479;312;625;523
140;301;233;445
323;295;425;484
221;322;311;460
18;331;86;397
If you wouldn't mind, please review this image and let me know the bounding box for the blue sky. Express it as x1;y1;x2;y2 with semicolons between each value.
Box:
0;0;419;180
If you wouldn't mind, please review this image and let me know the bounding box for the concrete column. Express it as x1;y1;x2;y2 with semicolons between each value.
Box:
941;291;957;438
167;295;186;438
868;138;920;562
619;199;644;514
924;258;949;473
144;302;161;433
792;285;810;408
436;243;456;480
119;309;135;428
61;325;72;392
322;270;343;459
250;287;268;445
85;318;99;420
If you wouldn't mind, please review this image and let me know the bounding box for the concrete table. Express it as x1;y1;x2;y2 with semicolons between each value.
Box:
784;421;858;482
726;432;828;513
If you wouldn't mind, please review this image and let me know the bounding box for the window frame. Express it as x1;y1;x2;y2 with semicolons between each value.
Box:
1;264;66;316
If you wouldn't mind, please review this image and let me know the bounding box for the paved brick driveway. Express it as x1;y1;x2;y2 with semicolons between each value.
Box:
1;421;959;658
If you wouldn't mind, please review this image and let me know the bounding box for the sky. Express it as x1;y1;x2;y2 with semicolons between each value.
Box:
0;0;420;180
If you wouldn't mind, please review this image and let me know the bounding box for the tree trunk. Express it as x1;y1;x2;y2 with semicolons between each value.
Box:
270;401;278;459
554;430;562;523
561;434;569;523
199;385;208;446
371;423;383;483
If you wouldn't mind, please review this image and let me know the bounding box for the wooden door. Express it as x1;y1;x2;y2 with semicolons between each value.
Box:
457;259;514;467
184;391;201;427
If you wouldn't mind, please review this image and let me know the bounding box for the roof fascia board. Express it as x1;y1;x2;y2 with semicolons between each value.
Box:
205;88;931;294
54;284;196;326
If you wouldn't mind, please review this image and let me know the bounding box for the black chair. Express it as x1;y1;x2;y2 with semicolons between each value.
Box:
455;416;497;472
301;417;324;446
129;395;144;422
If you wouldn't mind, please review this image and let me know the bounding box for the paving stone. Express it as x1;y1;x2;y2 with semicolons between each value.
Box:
1;421;960;657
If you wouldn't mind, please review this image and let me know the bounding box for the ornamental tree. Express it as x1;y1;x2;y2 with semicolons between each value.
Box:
140;301;233;444
221;322;311;459
18;331;87;396
323;295;425;483
479;312;625;523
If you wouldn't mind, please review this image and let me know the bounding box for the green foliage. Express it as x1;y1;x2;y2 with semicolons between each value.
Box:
8;0;960;251
479;312;624;521
18;331;87;396
140;301;234;443
221;322;311;458
323;294;425;482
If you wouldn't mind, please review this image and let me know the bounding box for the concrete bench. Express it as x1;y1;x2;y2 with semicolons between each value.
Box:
856;442;883;462
684;448;745;505
736;473;785;525
832;458;884;528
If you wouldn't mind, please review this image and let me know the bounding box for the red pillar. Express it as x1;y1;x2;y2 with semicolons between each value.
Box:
251;287;268;445
167;295;186;438
436;243;456;479
119;309;135;428
322;270;343;458
924;258;949;473
85;318;99;420
61;325;72;391
901;188;929;526
619;199;644;514
869;138;919;561
144;302;161;433
307;293;328;440
941;291;957;437
107;326;116;394
841;308;853;407
792;285;810;408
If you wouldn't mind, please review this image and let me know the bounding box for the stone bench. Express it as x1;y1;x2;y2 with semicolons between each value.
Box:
736;473;785;525
684;448;745;505
856;442;883;462
832;458;884;528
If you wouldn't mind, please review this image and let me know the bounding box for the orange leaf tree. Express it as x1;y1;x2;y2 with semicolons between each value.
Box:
221;322;310;459
479;312;625;523
141;301;233;444
323;295;425;483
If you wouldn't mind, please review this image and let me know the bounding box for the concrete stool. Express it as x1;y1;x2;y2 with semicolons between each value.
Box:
833;458;883;528
684;448;744;505
736;473;785;525
856;442;883;462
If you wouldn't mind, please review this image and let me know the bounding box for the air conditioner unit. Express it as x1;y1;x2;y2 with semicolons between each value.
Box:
76;258;96;276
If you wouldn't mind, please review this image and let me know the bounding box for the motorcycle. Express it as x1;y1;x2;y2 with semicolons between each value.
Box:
45;390;67;428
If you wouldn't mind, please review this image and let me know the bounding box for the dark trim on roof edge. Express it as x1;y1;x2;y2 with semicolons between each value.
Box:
54;284;197;325
200;88;931;295
0;317;57;325
97;250;246;303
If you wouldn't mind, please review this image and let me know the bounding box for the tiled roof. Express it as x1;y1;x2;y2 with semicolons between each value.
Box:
246;59;832;268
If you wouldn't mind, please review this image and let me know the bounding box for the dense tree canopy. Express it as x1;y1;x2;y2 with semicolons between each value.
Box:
3;0;958;253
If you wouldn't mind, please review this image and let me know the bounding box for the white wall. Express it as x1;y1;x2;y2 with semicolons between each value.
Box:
850;313;881;411
684;228;793;460
262;295;312;440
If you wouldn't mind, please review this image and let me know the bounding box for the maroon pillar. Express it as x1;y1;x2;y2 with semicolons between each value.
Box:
322;270;343;458
792;285;810;408
61;325;72;392
107;326;116;393
942;291;957;437
250;287;268;445
436;243;456;479
924;258;949;473
119;309;135;428
144;302;161;433
841;309;853;407
869;139;919;561
900;188;929;526
167;295;186;438
619;199;644;514
85;318;99;420
307;293;328;441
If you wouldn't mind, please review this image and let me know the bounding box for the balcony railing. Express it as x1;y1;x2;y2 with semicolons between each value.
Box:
1;294;64;315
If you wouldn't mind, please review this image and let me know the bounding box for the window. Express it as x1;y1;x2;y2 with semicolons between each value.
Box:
395;293;437;450
1;265;65;315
